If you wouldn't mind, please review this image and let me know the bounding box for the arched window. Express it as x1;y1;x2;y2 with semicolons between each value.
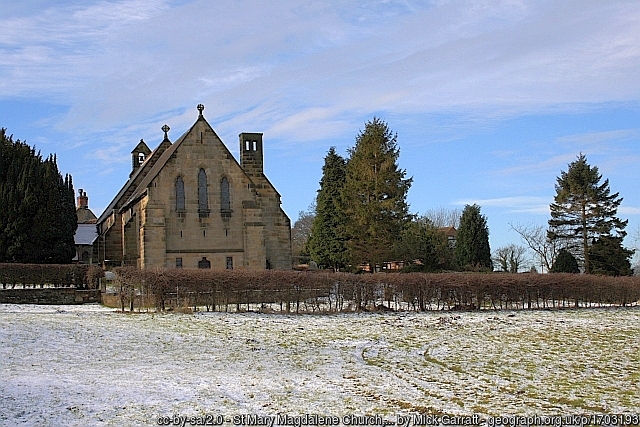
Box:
198;168;209;217
175;176;185;211
198;257;211;269
221;177;231;213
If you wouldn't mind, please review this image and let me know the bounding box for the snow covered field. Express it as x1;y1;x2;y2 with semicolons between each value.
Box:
1;304;639;427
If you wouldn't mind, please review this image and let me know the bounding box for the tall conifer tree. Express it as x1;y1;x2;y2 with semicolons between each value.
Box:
341;118;412;271
455;204;492;270
308;147;348;270
548;154;628;273
0;128;77;263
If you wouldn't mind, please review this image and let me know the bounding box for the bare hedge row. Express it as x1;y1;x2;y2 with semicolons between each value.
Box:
0;263;103;289
113;267;640;312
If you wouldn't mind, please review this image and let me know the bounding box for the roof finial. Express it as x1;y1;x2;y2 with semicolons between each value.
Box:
162;124;170;141
197;104;205;117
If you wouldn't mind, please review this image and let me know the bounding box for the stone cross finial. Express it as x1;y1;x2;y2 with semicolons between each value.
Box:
197;104;205;116
162;124;170;140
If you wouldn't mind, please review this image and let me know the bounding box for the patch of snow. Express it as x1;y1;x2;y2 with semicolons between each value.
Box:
1;304;639;426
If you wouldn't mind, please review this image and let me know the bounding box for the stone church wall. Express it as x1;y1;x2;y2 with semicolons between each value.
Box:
97;106;292;270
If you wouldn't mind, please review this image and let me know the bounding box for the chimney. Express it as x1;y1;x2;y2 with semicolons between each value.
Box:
77;189;88;209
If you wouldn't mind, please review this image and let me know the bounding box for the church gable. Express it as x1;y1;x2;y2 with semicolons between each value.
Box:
149;114;258;221
106;104;291;270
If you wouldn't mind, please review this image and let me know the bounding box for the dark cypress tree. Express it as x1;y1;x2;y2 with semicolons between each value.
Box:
550;248;580;273
0;129;77;263
548;153;628;273
0;130;38;261
455;204;492;271
308;147;348;270
341;118;412;271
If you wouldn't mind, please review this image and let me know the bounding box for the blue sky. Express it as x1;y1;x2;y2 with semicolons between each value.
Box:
2;0;639;266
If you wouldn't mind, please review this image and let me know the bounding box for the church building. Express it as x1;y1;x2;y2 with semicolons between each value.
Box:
95;105;292;270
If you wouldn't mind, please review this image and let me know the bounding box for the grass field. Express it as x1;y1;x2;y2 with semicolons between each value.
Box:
1;304;638;426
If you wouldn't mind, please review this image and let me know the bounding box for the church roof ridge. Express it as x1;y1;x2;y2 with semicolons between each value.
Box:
122;105;248;211
97;128;175;224
121;117;197;210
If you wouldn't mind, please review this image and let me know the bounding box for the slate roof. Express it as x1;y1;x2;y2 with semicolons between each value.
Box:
96;138;172;224
74;223;98;246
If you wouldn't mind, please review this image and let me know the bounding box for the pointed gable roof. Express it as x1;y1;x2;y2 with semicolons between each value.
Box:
96;134;172;225
121;111;246;210
131;139;151;155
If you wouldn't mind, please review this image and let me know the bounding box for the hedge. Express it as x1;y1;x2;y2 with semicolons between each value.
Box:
112;268;640;313
0;263;103;289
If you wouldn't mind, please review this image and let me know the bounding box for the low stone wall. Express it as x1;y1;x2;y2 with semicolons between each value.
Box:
0;288;102;305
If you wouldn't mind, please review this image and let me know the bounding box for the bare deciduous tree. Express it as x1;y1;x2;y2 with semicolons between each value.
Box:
493;244;528;273
291;205;316;263
422;206;462;229
510;222;561;273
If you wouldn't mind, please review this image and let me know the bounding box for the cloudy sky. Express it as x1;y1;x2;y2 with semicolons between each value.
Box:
2;0;639;262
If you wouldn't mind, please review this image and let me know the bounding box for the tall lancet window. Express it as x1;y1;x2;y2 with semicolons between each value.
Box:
198;168;209;217
175;176;185;211
221;177;231;214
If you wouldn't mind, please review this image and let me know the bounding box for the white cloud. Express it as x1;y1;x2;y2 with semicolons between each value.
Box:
497;153;578;177
2;0;640;159
619;207;640;216
454;196;550;214
556;129;638;145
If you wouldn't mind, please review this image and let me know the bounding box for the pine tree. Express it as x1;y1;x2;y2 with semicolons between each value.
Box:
548;154;628;273
587;236;633;276
341;118;412;271
455;204;492;270
550;248;580;273
307;147;348;270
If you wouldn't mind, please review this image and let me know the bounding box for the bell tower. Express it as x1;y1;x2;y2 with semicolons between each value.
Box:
131;139;151;176
239;132;263;176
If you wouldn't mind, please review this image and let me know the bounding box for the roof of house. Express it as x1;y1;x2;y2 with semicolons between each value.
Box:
438;226;457;237
74;223;98;246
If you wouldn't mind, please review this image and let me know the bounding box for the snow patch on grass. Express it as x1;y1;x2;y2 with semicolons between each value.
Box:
1;305;639;426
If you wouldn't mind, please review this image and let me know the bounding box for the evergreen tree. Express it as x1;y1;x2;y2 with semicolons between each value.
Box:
550;248;580;273
455;204;492;270
307;148;348;270
341;118;412;271
588;236;633;276
394;218;453;272
548;154;628;273
0;128;77;263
